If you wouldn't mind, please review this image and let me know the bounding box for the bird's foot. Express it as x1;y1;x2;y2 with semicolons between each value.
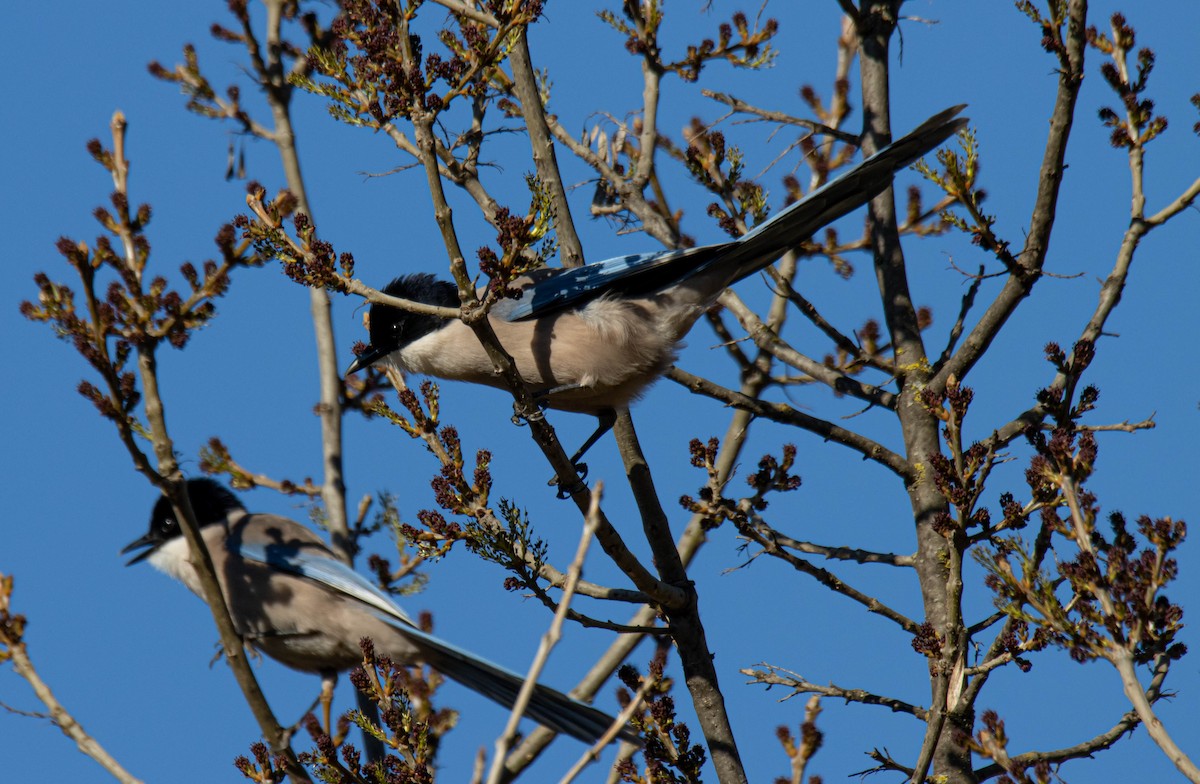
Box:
208;638;261;668
511;397;549;427
549;462;589;499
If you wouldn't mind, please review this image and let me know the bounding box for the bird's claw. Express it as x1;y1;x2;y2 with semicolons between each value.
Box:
554;479;588;500
549;462;589;499
512;397;550;427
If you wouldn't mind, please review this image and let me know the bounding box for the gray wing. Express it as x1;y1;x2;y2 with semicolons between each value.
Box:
236;540;639;745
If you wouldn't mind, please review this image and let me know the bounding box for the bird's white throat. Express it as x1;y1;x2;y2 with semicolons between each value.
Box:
146;536;203;596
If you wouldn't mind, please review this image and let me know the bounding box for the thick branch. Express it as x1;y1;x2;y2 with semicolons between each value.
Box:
430;0;498;27
614;413;749;784
857;3;969;782
259;0;352;561
513;248;806;782
141;356;306;778
508;29;585;267
396;23;685;611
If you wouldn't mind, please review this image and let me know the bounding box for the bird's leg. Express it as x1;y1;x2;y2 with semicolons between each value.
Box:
508;383;616;496
549;410;617;497
566;410;617;471
319;669;337;737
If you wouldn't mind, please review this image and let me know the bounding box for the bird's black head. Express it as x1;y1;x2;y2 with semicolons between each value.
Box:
345;274;459;375
121;478;244;565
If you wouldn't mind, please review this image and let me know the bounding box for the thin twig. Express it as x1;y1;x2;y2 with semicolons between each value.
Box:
500;604;659;780
559;675;654;784
975;652;1170;777
1068;416;1156;433
701;89;860;144
931;0;1089;394
765;267;894;375
732;526;914;567
0;576;145;784
666;366;914;481
742;663;926;719
934;266;984;369
485;484;602;784
720;289;898;410
736;519;920;631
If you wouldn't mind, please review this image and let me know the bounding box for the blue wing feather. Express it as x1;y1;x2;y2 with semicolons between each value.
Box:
237;541;417;627
502;245;727;322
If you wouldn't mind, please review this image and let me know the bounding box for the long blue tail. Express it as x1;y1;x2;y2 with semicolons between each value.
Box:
707;104;968;284
409;629;640;745
504;105;966;322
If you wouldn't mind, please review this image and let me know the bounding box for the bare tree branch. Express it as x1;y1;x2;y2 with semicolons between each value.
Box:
702;89;861;144
932;0;1089;394
0;576;145;784
508;29;585;267
486;485;602;784
666;367;914;481
742;663;926;719
735;517;920;631
719;289;898;409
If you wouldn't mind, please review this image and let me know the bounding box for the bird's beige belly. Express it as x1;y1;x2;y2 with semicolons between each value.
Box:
400;297;690;414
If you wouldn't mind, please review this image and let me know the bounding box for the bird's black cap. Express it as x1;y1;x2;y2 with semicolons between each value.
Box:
121;479;243;565
345;274;458;375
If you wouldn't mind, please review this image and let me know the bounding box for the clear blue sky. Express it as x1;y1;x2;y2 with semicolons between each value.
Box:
3;2;1198;782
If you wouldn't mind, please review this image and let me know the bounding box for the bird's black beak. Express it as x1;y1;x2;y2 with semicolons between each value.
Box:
120;532;162;566
345;343;391;376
